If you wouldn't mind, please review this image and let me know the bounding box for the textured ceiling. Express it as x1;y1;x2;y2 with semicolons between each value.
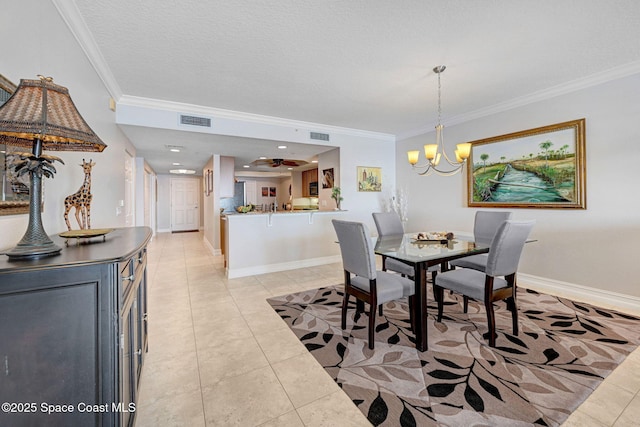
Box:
70;0;640;173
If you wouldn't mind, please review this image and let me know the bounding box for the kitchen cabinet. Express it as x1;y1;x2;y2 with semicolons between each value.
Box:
301;168;318;197
220;215;227;268
0;227;152;427
219;156;235;198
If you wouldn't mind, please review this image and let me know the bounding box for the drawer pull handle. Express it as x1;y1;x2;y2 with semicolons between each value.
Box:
122;274;135;281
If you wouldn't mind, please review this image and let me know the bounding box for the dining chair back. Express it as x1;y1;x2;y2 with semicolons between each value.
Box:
449;211;513;272
474;210;514;245
334;219;377;280
371;212;415;279
332;219;415;349
372;212;441;313
434;219;535;347
449;211;513;311
372;212;405;236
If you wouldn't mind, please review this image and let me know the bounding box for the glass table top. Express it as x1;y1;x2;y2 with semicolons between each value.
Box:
374;233;489;264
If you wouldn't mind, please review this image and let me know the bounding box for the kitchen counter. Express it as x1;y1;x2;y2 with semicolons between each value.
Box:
223;209;348;278
222;209;336;216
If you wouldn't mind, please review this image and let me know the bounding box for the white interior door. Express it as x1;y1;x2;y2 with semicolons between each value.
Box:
171;177;199;232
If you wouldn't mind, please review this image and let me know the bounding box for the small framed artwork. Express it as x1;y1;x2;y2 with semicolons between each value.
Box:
261;187;269;197
269;187;276;197
466;118;586;209
322;168;334;189
357;166;382;192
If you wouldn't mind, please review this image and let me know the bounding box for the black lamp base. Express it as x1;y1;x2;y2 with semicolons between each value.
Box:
5;141;62;261
6;241;62;260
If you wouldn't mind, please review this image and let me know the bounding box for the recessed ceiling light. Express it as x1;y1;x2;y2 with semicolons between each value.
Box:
243;165;250;168
166;144;184;152
259;156;267;160
311;160;318;163
172;162;181;166
287;167;293;170
169;169;196;174
277;145;287;149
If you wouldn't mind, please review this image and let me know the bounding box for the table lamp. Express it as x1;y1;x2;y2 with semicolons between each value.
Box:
0;75;107;259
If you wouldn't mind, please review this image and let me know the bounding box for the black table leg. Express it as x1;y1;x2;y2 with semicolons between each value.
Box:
413;263;428;351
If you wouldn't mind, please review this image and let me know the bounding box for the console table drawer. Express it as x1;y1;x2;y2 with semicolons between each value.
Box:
120;248;146;298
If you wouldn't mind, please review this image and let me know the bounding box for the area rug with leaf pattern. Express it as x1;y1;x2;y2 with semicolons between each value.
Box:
267;285;640;426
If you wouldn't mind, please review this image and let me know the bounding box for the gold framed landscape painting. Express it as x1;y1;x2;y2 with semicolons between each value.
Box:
357;166;382;192
467;118;586;209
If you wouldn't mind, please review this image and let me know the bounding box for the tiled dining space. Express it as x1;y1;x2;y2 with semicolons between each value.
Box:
136;231;640;427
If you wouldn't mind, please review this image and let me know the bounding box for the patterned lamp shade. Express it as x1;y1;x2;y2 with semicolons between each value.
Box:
0;76;107;152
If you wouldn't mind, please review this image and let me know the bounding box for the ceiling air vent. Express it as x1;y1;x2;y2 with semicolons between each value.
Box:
180;114;212;127
310;131;330;142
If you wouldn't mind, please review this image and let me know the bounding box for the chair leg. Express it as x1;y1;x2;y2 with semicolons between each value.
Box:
408;295;415;332
435;285;445;322
341;292;349;330
379;305;383;316
507;297;519;336
356;299;364;313
485;300;497;347
463;296;469;313
431;271;439;302
368;303;377;349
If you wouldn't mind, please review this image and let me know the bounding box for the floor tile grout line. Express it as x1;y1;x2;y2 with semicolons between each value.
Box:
154;234;208;426
178;235;213;427
249;269;340;427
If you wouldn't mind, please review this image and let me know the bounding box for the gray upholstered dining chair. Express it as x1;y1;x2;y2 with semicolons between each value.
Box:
449;210;512;312
449;210;513;272
332;219;415;349
372;212;440;280
433;220;535;347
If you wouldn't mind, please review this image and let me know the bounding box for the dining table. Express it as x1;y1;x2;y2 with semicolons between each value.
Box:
374;233;490;352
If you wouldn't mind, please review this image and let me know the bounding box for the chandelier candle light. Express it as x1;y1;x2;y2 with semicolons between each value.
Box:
0;76;107;259
407;66;471;176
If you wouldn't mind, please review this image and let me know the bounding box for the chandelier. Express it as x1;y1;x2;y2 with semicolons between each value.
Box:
407;66;471;176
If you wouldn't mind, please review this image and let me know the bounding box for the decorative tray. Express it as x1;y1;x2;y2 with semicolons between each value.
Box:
59;228;114;245
59;228;114;238
411;232;454;244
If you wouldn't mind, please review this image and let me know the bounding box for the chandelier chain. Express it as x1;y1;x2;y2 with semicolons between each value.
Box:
437;69;442;126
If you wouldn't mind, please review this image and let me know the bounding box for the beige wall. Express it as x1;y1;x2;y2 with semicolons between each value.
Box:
1;0;134;248
397;73;640;298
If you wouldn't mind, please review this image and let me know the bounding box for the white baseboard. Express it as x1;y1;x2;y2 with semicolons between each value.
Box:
226;255;342;279
519;273;640;316
157;228;171;233
203;236;221;256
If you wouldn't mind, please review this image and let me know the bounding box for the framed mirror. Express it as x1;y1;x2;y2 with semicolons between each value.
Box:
0;74;30;216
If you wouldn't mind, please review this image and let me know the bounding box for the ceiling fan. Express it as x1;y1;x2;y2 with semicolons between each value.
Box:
251;158;308;168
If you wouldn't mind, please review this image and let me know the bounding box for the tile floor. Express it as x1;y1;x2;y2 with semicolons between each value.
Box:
136;231;640;427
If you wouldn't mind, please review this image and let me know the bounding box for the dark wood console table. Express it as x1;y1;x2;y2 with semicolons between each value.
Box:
0;226;152;427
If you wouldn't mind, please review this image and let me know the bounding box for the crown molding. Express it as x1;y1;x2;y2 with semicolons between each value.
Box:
118;95;396;142
54;0;640;144
397;61;640;141
52;0;123;100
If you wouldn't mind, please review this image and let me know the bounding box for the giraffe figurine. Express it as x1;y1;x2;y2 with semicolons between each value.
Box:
64;159;95;231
